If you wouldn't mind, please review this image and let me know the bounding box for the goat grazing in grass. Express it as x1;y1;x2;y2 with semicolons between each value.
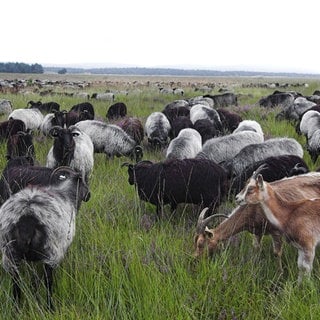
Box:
194;172;320;275
235;170;320;283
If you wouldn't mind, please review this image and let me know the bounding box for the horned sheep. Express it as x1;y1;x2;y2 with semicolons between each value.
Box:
123;158;228;217
0;166;90;309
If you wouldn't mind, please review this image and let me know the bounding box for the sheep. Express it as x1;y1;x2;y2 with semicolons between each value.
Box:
188;96;214;108
27;100;60;113
197;131;264;164
204;93;238;108
193;119;218;144
70;102;95;120
189;104;223;134
162;100;190;123
116;117;144;145
75;119;143;161
166;128;202;160
306;129;320;163
169;116;194;139
46;126;94;183
258;91;296;108
91;92;115;101
0;118;26;141
123;158;228;217
40;111;65;136
6;131;35;160
0;99;13;115
144;112;171;149
8;108;44;131
0;156;58;205
232;119;264;139
230;155;309;194
106;102;127;120
216;108;243;133
276;96;317;121
0;166;90;309
299;110;320;139
235;171;320;282
195;172;320;269
296;107;320;135
225;137;304;177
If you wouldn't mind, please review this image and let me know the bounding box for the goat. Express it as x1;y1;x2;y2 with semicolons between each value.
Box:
195;172;320;273
145;112;171;149
75;119;143;161
123;158;228;217
0;166;90;310
235;171;320;282
166;128;202;160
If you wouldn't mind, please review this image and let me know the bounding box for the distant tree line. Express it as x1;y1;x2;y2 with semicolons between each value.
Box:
0;62;44;74
44;66;319;78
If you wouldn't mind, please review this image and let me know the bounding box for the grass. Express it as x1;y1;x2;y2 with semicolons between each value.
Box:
0;74;320;319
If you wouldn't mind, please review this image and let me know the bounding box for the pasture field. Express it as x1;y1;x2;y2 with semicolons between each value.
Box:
1;73;320;319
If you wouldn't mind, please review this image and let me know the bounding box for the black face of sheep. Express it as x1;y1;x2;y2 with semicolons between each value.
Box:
49;126;75;167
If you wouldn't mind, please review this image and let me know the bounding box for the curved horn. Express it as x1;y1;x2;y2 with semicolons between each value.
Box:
196;207;229;234
49;166;77;183
252;163;269;179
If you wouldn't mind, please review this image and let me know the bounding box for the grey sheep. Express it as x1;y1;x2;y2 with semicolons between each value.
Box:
76;119;143;161
225;137;304;177
0;167;90;310
197;131;264;164
166;128;202;160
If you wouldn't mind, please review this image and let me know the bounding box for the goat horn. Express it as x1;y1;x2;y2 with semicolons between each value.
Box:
252;163;269;179
196;208;229;234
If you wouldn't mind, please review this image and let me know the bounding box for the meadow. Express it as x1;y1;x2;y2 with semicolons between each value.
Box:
1;73;320;319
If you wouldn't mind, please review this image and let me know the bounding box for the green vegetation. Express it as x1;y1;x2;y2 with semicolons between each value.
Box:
0;75;320;319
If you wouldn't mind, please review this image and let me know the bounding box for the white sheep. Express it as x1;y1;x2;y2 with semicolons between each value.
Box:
8;108;44;131
232;119;264;140
166;128;202;160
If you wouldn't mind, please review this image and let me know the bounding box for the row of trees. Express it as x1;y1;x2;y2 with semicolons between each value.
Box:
0;62;44;74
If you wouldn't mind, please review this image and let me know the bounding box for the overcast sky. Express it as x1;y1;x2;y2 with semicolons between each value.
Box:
2;0;319;74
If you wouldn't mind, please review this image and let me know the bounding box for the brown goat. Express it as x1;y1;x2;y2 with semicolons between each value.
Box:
195;172;320;273
235;172;320;282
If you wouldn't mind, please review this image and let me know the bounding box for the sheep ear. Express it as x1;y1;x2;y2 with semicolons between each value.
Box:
256;174;264;190
204;226;214;238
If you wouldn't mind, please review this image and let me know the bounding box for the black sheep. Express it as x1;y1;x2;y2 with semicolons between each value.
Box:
230;154;309;194
6;131;35;160
0;118;26;140
27;100;60;113
193;119;218;144
217;108;243;133
107;102;127;120
116;117;144;145
70;102;95;119
124;158;228;217
169;116;193;139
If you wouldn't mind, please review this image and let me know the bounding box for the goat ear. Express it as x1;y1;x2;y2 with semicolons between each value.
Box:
204;226;214;238
256;174;264;190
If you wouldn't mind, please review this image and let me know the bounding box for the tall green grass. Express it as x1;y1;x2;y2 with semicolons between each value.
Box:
1;76;320;319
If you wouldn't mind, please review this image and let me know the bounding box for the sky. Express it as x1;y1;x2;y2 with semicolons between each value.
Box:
2;0;319;74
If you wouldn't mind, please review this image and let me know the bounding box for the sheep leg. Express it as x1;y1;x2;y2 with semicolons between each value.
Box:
43;264;55;311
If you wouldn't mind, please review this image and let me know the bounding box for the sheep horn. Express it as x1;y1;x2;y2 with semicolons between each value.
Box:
49;166;78;183
196;207;229;234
